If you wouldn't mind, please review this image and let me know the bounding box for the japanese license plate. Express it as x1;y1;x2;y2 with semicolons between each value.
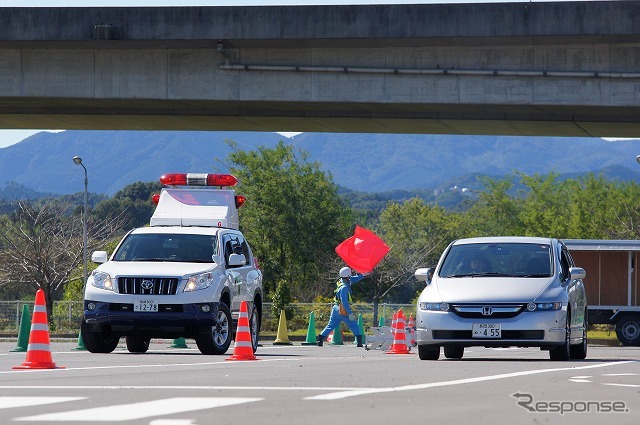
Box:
134;299;158;312
472;323;501;338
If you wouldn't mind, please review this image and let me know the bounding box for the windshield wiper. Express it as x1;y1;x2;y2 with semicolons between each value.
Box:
446;272;515;278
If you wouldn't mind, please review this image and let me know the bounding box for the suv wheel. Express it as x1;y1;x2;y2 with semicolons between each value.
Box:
126;335;151;354
249;304;260;353
196;303;233;355
81;319;119;353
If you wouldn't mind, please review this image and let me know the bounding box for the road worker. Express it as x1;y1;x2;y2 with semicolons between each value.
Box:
317;266;365;347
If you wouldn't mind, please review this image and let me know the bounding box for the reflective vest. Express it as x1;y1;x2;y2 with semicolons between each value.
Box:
334;279;353;306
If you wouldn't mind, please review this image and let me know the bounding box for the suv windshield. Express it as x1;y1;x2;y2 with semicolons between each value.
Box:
439;242;552;278
113;233;218;263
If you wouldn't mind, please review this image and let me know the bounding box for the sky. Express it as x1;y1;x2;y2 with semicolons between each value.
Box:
0;0;603;148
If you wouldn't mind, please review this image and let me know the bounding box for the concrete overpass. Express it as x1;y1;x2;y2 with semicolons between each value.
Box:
1;2;640;137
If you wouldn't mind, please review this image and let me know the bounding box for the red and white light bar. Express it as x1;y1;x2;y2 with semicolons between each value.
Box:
160;173;238;187
151;193;246;207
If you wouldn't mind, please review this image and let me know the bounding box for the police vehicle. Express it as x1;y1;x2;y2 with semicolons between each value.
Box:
82;173;263;355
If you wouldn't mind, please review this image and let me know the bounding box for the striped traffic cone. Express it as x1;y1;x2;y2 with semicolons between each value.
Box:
226;301;258;361
407;314;416;347
13;289;64;369
386;309;411;355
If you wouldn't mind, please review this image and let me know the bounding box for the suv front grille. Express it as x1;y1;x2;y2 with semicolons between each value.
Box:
117;277;179;295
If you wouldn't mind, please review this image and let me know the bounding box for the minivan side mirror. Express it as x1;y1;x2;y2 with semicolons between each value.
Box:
415;267;434;285
569;266;586;281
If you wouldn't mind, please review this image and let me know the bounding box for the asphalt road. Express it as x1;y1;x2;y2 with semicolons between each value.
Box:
0;340;638;425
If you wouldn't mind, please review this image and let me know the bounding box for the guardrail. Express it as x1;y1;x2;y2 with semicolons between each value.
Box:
0;301;416;335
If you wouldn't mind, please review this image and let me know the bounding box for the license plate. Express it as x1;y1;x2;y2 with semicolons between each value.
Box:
134;299;158;312
472;323;501;338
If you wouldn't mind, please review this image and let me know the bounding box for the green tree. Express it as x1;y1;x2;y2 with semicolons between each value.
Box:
224;140;353;300
271;278;294;319
598;179;640;239
518;173;574;238
464;176;524;237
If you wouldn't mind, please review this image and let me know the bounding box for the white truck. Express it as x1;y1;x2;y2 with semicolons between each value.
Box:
81;173;263;355
564;239;640;346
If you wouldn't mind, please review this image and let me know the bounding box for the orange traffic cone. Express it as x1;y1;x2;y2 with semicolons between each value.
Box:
387;309;410;355
407;314;415;329
13;289;64;369
407;314;416;347
226;301;258;361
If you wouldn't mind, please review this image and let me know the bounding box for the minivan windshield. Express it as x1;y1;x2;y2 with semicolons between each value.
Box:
113;233;218;263
439;242;552;278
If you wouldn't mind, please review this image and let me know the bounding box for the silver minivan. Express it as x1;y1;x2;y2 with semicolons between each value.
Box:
415;236;587;361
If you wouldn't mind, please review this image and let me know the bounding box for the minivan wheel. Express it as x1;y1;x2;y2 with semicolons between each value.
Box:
550;312;571;361
444;346;464;359
570;315;588;360
418;345;440;360
195;303;233;355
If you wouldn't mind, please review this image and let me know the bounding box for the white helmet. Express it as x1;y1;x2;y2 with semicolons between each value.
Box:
339;266;352;278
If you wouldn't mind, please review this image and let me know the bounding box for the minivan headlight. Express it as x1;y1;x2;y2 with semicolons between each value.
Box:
91;270;115;292
527;302;562;311
419;302;449;311
184;272;214;292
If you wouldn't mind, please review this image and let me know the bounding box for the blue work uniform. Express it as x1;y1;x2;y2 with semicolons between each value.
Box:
320;273;365;338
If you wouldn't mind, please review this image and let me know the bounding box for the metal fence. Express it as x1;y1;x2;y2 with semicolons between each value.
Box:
0;300;416;335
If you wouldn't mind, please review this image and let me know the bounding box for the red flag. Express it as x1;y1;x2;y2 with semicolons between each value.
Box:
335;225;390;274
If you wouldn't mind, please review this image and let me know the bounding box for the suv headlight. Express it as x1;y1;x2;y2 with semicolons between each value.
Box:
91;270;115;292
419;302;449;311
184;272;214;292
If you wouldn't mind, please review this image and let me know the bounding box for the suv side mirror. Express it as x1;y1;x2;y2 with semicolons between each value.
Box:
228;253;246;267
91;251;108;264
415;267;434;285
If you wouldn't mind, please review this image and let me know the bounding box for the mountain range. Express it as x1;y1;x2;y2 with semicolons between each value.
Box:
1;130;640;196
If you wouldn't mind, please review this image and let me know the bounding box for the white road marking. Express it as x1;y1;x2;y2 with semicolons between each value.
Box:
568;375;592;383
0;397;84;409
0;385;365;392
14;397;262;422
603;383;640;388
0;357;305;375
306;361;637;400
602;373;638;376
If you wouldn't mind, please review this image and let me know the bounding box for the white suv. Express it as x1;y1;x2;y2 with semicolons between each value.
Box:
82;173;263;355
